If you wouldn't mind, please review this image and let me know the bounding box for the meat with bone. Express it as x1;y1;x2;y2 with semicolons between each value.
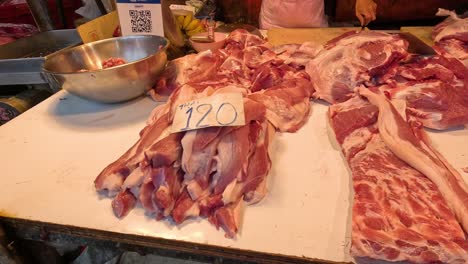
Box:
305;31;409;104
329;96;468;263
432;9;468;67
372;55;468;130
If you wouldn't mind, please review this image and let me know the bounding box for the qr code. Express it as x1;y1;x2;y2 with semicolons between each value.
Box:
129;10;152;33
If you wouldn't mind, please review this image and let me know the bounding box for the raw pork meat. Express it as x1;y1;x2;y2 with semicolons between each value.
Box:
154;29;314;133
329;95;468;263
306;31;409;104
373;55;468;130
248;77;313;132
96;29;315;238
432;9;468;66
273;42;323;66
0;23;38;44
432;9;468;43
102;57;126;69
359;87;468;233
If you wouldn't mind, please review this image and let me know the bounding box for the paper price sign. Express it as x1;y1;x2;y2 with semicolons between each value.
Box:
171;93;245;133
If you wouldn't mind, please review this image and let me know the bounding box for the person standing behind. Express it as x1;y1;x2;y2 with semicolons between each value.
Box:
259;0;378;29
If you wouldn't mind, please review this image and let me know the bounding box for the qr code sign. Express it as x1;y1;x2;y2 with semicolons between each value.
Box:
129;10;152;33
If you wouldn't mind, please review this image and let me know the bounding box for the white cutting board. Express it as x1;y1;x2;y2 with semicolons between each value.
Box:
0;91;467;263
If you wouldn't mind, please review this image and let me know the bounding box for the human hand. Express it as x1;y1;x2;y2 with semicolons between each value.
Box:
355;0;377;26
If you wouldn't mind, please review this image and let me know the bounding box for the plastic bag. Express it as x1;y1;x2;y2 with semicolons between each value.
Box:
75;0;101;20
75;0;114;20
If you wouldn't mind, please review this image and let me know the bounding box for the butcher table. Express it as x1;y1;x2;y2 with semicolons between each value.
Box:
0;27;467;263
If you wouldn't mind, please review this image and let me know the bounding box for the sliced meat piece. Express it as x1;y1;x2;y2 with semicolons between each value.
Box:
144;132;183;168
242;121;273;204
171;188;200;224
121;165;146;190
153;54;197;96
94;113;171;194
211;125;251;195
151;166;182;217
111;190;137;218
181;128;223;191
185;51;226;86
182;98;266;200
139;177;157;213
250;60;284;92
248;78;313;132
199;194;223;217
153;50;224;97
209;199;244;239
167;84;197;121
243;46;276;69
243;97;268;123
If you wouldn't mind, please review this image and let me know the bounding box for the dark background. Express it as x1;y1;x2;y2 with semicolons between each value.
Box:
216;0;468;28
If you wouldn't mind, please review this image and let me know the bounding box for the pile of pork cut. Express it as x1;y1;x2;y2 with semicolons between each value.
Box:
304;21;468;263
95;16;468;262
94;29;315;238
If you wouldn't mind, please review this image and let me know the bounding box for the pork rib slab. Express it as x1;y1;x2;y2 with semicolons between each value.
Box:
359;87;468;234
329;97;468;263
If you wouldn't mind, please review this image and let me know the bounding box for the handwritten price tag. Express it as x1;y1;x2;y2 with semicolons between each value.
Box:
171;93;245;133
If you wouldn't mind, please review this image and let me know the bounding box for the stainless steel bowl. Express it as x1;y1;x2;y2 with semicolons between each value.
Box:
43;35;169;103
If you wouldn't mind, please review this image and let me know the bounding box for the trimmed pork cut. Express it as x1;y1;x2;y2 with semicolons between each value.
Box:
329;95;468;263
432;9;468;67
305;31;409;104
373;55;468;130
359;87;468;233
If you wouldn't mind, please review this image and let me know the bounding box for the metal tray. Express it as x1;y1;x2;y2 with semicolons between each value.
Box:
0;29;82;86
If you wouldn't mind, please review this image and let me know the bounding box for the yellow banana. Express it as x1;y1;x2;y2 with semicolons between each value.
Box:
186;25;205;37
176;15;185;28
185;19;200;31
183;13;193;29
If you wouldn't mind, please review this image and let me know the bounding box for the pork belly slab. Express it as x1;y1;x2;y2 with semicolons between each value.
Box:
329;96;468;263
